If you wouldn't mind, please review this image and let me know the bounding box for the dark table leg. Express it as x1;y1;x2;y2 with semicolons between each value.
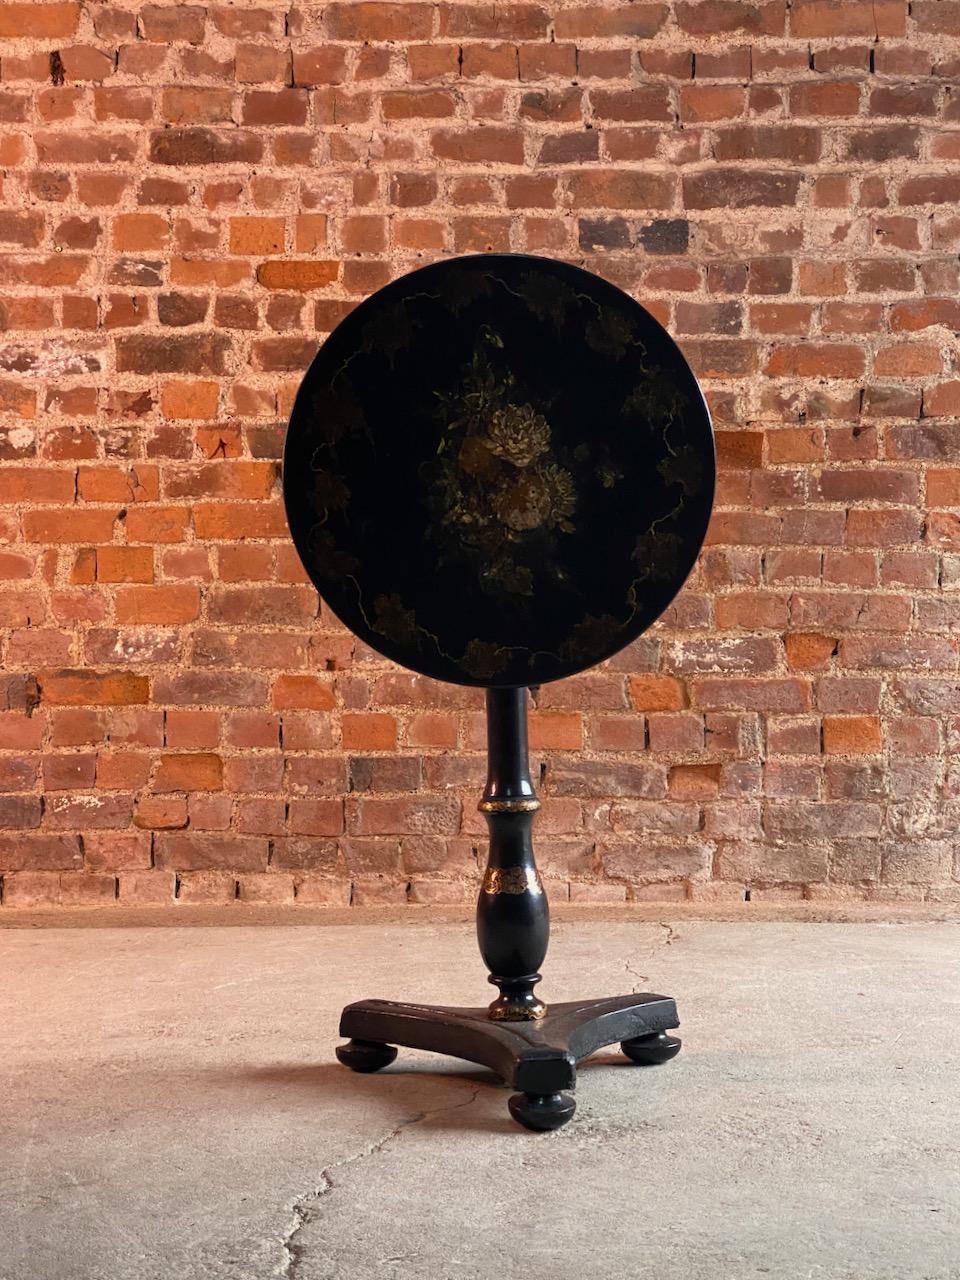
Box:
336;688;682;1131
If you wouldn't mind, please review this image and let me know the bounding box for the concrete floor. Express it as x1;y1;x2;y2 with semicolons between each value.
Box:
1;919;959;1280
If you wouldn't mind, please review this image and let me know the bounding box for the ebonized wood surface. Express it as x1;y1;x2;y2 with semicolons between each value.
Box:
283;253;715;687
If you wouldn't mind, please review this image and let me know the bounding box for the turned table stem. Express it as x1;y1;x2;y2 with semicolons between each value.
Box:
476;687;550;1021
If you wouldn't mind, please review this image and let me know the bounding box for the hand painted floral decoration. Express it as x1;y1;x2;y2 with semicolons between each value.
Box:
284;256;714;687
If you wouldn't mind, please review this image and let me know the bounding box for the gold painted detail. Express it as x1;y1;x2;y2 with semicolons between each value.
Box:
482;865;544;896
489;1001;548;1022
478;797;540;814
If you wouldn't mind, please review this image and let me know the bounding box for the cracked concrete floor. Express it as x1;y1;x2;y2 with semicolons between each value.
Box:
2;918;959;1280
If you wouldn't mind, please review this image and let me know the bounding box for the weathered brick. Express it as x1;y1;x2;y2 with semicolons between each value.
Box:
0;834;81;871
568;170;676;210
149;129;263;166
683;169;801;209
38;670;147;706
823;716;883;755
256;261;339;290
676;2;783;35
0;2;79;36
765;800;882;841
555;3;666;36
155;834;267;871
325;3;435;39
600;839;712;884
715;126;821;163
348;797;461;836
550;760;667;798
154;753;223;792
791;0;904;34
0;0;952;911
115;585;200;625
116;333;230;375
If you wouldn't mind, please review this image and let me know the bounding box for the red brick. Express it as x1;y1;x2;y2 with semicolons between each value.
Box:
341;713;397;750
555;3;666;36
568;170;676;210
115;586;200;625
0;2;79;36
874;344;943;377
96;547;154;583
0;0;950;911
165;463;276;501
692;679;812;712
591;87;673;123
0;833;80;872
140;4;206;41
628;675;685;711
116;333;230;375
23;510;118;544
135;795;189;830
823;716;883;755
715;125;821;163
256;260;339;290
913;1;960;32
765;344;866;378
791;0;904;36
383;90;456;120
815;468;919;505
160;381;220;420
898;176;960;206
1;872;62;906
115;872;174;904
154;753;224;792
325;2;434;37
292;47;348;86
676;2;784;34
431;128;524;164
272;675;335;710
242;91;308;127
39;670;148;706
680;86;746;122
149;128;262;166
192;502;287;540
683;169;801;209
349;797;461;836
923;383;960;418
0;467;74;503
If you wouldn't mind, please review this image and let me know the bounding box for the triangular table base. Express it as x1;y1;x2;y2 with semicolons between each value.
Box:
337;991;680;1131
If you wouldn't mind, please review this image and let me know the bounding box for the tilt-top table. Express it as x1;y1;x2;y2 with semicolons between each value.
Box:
283;253;715;1131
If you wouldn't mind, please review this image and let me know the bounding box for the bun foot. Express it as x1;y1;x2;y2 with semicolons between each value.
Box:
335;1039;398;1073
508;1091;576;1132
621;1031;681;1066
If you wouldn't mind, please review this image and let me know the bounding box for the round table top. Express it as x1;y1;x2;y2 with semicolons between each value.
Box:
283;253;714;688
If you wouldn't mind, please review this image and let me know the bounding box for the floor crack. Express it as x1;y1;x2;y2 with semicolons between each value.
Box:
623;958;649;992
624;921;679;992
279;1081;482;1276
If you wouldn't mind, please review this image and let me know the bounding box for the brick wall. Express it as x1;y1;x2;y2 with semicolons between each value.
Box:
0;0;959;910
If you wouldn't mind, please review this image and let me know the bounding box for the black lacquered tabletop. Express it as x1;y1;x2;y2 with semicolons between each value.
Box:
283;254;714;687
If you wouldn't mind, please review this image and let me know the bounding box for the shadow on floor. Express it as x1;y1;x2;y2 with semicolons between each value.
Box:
205;1049;649;1134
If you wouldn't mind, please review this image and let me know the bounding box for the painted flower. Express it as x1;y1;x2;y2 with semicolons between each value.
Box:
562;613;623;660
495;472;554;531
542;463;576;526
460;638;507;679
485;403;551;468
659;445;704;496
427;342;578;598
372;593;418;644
308;464;350;511
633;529;684;580
309;528;358;578
457;435;496;478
